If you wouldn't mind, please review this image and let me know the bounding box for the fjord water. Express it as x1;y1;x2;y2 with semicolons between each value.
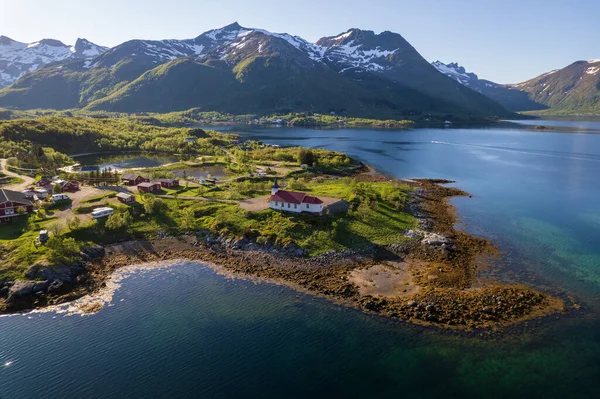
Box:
2;121;600;398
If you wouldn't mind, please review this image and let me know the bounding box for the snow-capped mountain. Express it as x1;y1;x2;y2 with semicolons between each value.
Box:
0;35;107;87
431;61;483;87
0;23;512;118
432;61;545;111
316;29;411;73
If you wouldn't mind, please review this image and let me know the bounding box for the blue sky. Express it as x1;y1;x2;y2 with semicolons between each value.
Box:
1;0;597;83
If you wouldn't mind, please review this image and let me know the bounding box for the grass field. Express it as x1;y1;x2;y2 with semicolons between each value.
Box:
0;177;416;278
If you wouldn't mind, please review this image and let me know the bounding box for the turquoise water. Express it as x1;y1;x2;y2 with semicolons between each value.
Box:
1;121;600;398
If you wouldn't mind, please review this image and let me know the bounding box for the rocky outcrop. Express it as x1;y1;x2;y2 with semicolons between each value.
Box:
421;232;454;249
6;280;49;310
200;232;308;258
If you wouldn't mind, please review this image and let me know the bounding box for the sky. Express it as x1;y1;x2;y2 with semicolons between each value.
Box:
0;0;598;83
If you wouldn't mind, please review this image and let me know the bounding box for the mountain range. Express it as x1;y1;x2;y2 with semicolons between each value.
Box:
432;60;600;114
0;23;597;117
0;35;107;88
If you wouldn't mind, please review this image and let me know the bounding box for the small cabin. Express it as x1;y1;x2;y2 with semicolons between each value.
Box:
122;174;149;186
0;189;34;224
35;178;52;187
63;181;79;192
51;179;79;192
116;192;136;204
137;182;161;193
159;179;179;188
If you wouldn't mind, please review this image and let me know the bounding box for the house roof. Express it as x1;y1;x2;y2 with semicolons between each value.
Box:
159;178;178;183
137;182;160;188
116;192;134;199
268;190;323;205
122;174;144;180
0;189;34;205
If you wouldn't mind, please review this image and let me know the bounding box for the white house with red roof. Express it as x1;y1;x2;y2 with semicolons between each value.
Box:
267;180;323;214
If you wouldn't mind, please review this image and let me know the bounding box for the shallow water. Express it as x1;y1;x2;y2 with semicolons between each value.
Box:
171;165;227;179
1;121;600;398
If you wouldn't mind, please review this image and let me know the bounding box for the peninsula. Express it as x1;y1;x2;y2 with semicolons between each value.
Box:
0;116;564;329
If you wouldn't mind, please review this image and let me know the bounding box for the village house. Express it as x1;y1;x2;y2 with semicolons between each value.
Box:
137;182;162;193
116;192;136;204
0;189;34;224
35;177;52;187
52;179;79;192
159;178;179;188
267;180;323;214
121;174;149;186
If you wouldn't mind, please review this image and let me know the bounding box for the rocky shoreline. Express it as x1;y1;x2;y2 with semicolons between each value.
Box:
0;176;566;330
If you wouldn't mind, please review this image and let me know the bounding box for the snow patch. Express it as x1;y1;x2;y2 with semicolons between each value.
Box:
585;66;600;75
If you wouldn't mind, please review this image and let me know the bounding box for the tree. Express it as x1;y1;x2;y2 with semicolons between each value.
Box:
106;212;126;230
53;183;62;194
297;148;316;166
179;208;196;230
142;194;163;214
122;210;133;226
16;206;26;215
46;237;80;264
49;221;64;237
67;216;81;231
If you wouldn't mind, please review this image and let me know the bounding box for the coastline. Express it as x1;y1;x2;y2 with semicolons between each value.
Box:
0;174;567;330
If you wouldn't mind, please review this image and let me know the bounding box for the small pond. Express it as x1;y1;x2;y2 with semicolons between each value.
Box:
74;153;186;171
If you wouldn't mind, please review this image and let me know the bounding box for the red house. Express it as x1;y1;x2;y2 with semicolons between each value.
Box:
52;179;79;192
36;177;52;187
159;178;179;188
63;180;80;192
0;189;34;224
122;174;149;186
116;192;136;204
137;182;161;193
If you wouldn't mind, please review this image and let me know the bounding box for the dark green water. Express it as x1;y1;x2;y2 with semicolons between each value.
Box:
75;152;183;171
1;120;600;398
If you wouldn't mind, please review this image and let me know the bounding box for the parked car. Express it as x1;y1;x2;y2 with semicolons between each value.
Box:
52;193;70;202
91;207;114;219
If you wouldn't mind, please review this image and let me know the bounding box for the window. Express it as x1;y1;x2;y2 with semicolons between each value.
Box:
294;204;297;209
287;203;290;208
5;208;14;215
275;202;278;206
306;204;309;209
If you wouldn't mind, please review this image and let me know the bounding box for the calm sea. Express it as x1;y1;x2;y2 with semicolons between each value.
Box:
1;119;599;398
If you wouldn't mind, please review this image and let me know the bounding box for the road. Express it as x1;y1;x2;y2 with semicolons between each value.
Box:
0;158;35;191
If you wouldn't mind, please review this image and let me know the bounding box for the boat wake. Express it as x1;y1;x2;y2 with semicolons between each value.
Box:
431;140;600;163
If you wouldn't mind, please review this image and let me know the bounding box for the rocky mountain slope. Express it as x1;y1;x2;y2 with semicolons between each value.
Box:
0;35;107;88
0;23;512;119
509;60;600;114
433;60;600;114
432;61;547;112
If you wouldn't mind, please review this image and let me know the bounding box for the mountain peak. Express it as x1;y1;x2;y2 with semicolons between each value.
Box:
36;38;68;47
223;22;243;31
71;38;108;58
432;61;479;83
0;35;17;45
